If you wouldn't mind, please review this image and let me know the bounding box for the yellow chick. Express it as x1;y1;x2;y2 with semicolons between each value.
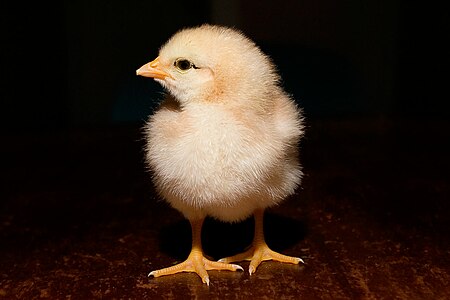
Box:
137;25;304;285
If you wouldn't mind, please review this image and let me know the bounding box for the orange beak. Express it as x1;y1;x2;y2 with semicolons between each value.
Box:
136;57;172;80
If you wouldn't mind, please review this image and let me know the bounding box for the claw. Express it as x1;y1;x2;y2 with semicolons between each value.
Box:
248;265;256;275
233;264;244;271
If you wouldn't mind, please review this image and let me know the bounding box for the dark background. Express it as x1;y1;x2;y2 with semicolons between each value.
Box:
1;1;449;298
1;0;448;130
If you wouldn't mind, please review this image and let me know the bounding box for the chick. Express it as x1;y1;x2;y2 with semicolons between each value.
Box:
137;25;304;285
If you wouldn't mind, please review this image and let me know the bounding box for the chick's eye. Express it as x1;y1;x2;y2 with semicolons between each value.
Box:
174;59;195;71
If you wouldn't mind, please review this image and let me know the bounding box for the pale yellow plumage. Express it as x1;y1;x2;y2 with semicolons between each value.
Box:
137;25;304;285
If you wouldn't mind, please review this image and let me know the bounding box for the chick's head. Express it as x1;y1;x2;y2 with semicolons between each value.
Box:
137;25;279;110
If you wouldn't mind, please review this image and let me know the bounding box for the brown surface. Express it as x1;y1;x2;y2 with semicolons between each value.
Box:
1;118;449;299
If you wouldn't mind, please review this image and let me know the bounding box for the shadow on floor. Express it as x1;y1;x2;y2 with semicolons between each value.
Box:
158;212;307;261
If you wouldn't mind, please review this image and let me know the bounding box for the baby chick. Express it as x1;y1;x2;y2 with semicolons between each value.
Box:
137;25;304;285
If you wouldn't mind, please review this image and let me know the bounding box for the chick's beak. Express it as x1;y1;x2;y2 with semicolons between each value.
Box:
136;57;171;80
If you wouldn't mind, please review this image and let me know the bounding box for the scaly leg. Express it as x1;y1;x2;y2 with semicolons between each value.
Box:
219;209;304;274
149;218;243;285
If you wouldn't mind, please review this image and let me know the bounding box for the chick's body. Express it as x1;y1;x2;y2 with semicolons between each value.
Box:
138;25;304;284
147;93;302;222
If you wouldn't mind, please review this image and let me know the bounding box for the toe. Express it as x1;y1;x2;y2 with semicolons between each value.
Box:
218;248;254;263
206;260;244;272
265;248;304;265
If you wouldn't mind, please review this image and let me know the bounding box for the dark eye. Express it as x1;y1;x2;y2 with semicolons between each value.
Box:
174;58;198;71
174;59;192;71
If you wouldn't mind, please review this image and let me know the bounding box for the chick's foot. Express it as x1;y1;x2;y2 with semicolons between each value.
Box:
218;241;303;275
149;251;243;285
149;218;243;285
219;209;304;274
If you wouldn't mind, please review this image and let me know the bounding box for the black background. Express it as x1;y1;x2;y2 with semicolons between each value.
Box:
1;0;448;132
1;1;449;297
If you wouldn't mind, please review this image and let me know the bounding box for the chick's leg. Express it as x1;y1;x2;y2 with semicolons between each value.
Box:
149;218;243;285
219;209;304;275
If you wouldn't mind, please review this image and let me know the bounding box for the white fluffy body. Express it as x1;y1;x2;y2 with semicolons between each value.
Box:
144;25;304;222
